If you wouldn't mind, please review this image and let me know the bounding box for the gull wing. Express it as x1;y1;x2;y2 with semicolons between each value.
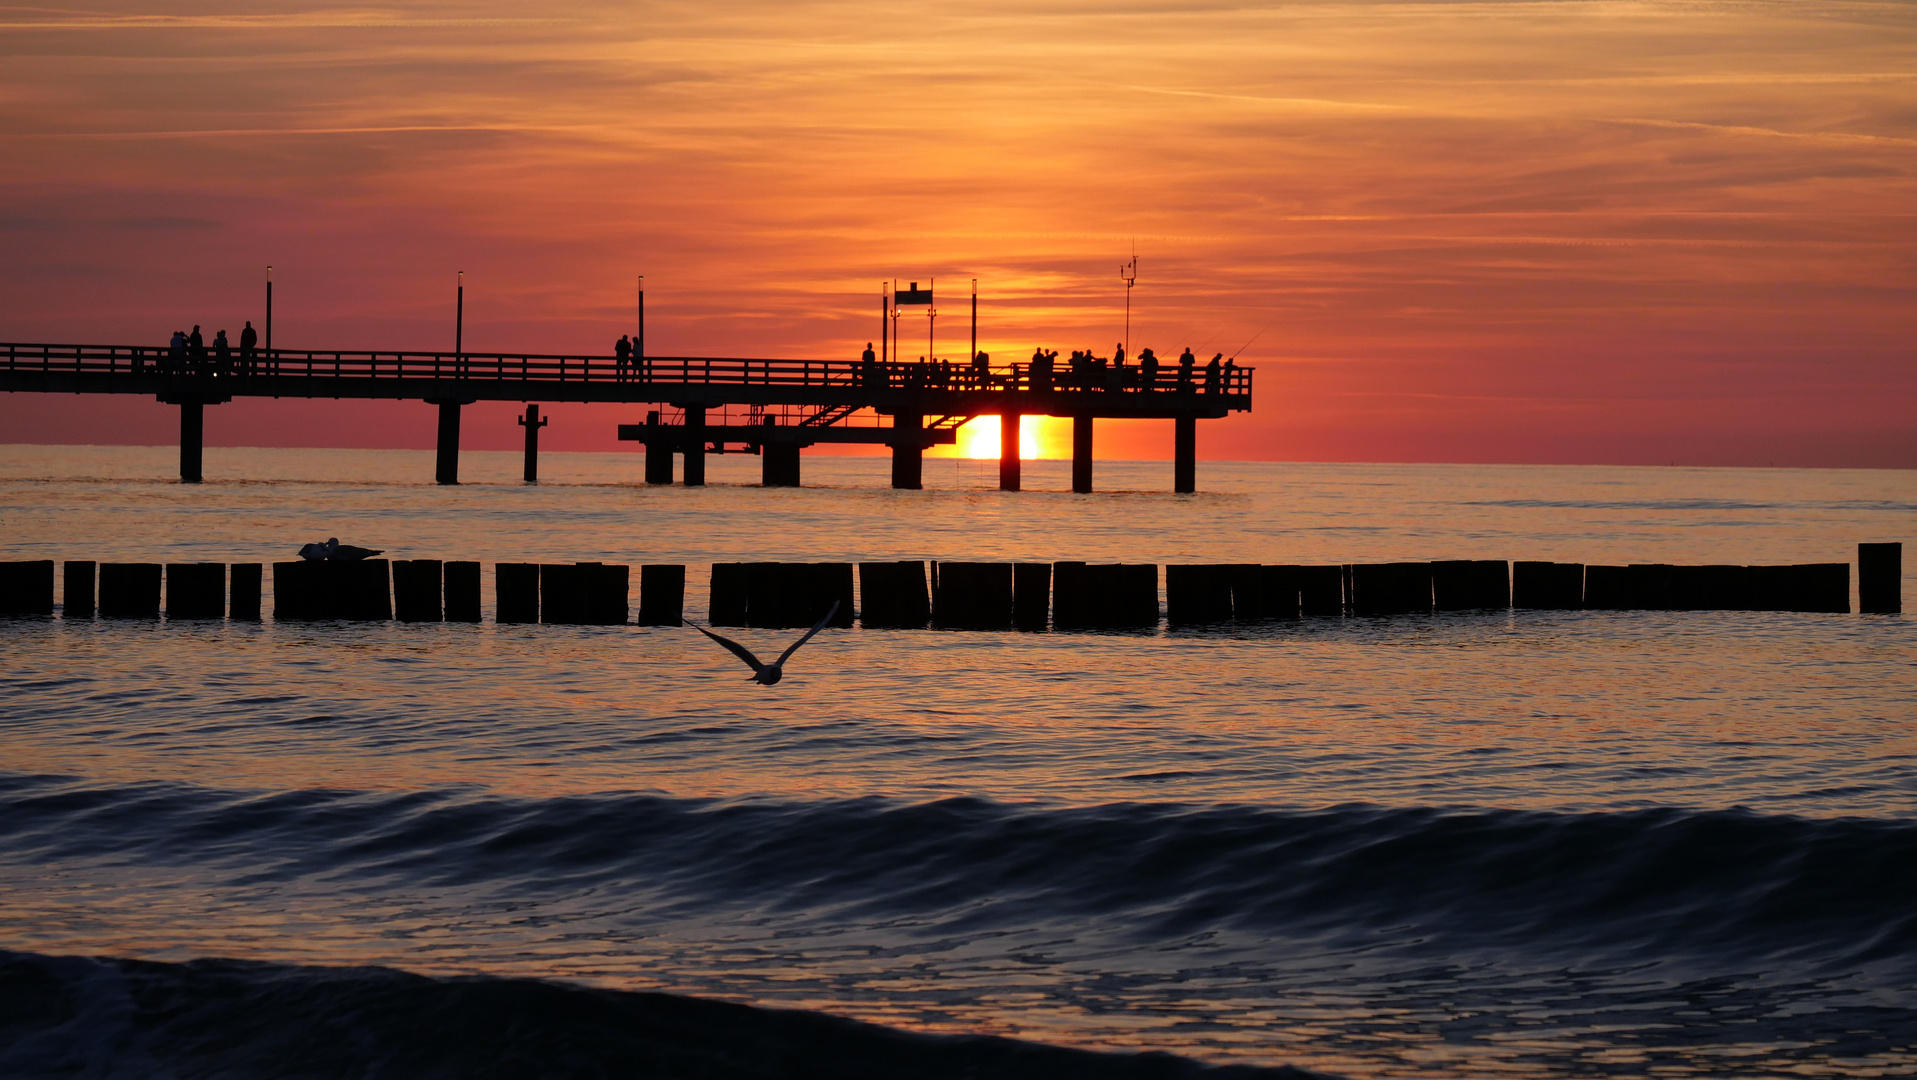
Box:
774;601;841;669
692;623;766;676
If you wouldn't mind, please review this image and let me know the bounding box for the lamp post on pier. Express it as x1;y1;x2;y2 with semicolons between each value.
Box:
970;278;977;364
455;270;464;369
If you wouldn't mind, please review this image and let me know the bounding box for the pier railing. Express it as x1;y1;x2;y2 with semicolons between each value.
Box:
0;342;1253;398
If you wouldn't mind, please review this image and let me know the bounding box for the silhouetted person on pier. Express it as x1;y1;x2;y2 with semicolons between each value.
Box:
1205;353;1221;394
187;326;205;374
615;335;632;379
1029;348;1053;391
213;330;230;375
1139;348;1159;390
1177;348;1194;391
861;343;880;388
1114;343;1125;366
166;330;186;373
1223;356;1237;393
239;322;257;373
972;350;990;388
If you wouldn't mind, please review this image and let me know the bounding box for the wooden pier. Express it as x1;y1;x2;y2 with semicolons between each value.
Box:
0;343;1254;490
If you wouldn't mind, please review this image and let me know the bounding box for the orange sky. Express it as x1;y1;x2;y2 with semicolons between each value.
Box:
2;0;1913;466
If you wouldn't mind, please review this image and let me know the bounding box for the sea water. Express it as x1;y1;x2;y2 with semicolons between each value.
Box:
1;445;1912;1077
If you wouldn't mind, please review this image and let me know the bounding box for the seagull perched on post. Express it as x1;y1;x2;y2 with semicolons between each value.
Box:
688;602;840;685
297;538;383;561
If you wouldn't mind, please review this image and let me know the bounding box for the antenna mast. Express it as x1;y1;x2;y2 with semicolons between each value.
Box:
1120;249;1138;357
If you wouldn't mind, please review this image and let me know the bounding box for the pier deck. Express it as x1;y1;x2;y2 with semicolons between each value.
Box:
1;342;1253;491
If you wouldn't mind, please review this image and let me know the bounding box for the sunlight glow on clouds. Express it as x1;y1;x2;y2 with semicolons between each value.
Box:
1;0;1912;465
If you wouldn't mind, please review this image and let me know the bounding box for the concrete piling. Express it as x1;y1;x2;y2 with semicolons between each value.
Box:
0;560;55;616
1298;566;1344;617
643;413;675;485
1350;563;1432;617
890;414;923;490
1013;562;1051;631
230;563;262;621
1054;563;1157;629
495;563;540;623
1669;565;1749;611
588;563;632;624
518;404;547;483
763;443;802;487
1749;564;1849;613
709;563;748;626
858;561;930;628
1166;564;1237;625
343;561;393;620
271;563;306;620
639;564;686;626
932;562;1013;629
1173;416;1195;493
1235;565;1299;620
539;563;585;624
166;563;225;620
99;563;162;618
1623;564;1676;610
1072;417;1093;494
1431;560;1509;611
999;414;1022;492
1582;566;1628;609
64;560;95;618
743;562;854;628
682;405;707;486
276;561;391;620
179;400;203;483
1859;543;1901;614
1512;562;1584;610
432;400;463;485
444;561;481;622
1049;562;1087;628
24;548;1897;628
393;560;443;622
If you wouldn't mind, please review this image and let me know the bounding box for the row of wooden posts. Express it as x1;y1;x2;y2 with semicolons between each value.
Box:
0;544;1901;623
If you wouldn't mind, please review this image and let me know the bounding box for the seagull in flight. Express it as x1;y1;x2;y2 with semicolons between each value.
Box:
688;601;840;685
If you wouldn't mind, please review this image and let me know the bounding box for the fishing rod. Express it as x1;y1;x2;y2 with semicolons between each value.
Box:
1227;325;1269;360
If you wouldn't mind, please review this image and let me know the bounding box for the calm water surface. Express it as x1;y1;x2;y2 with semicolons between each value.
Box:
2;445;1913;1077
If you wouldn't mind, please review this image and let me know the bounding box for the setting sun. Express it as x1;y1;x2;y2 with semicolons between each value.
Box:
955;416;1048;460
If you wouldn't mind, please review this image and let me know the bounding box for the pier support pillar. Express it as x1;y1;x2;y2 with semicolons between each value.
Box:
682;405;706;486
642;412;674;484
1072;415;1093;493
431;400;464;485
179;400;204;483
518;404;548;483
1174;415;1196;493
763;443;801;487
644;441;674;484
891;414;922;490
1000;412;1021;492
